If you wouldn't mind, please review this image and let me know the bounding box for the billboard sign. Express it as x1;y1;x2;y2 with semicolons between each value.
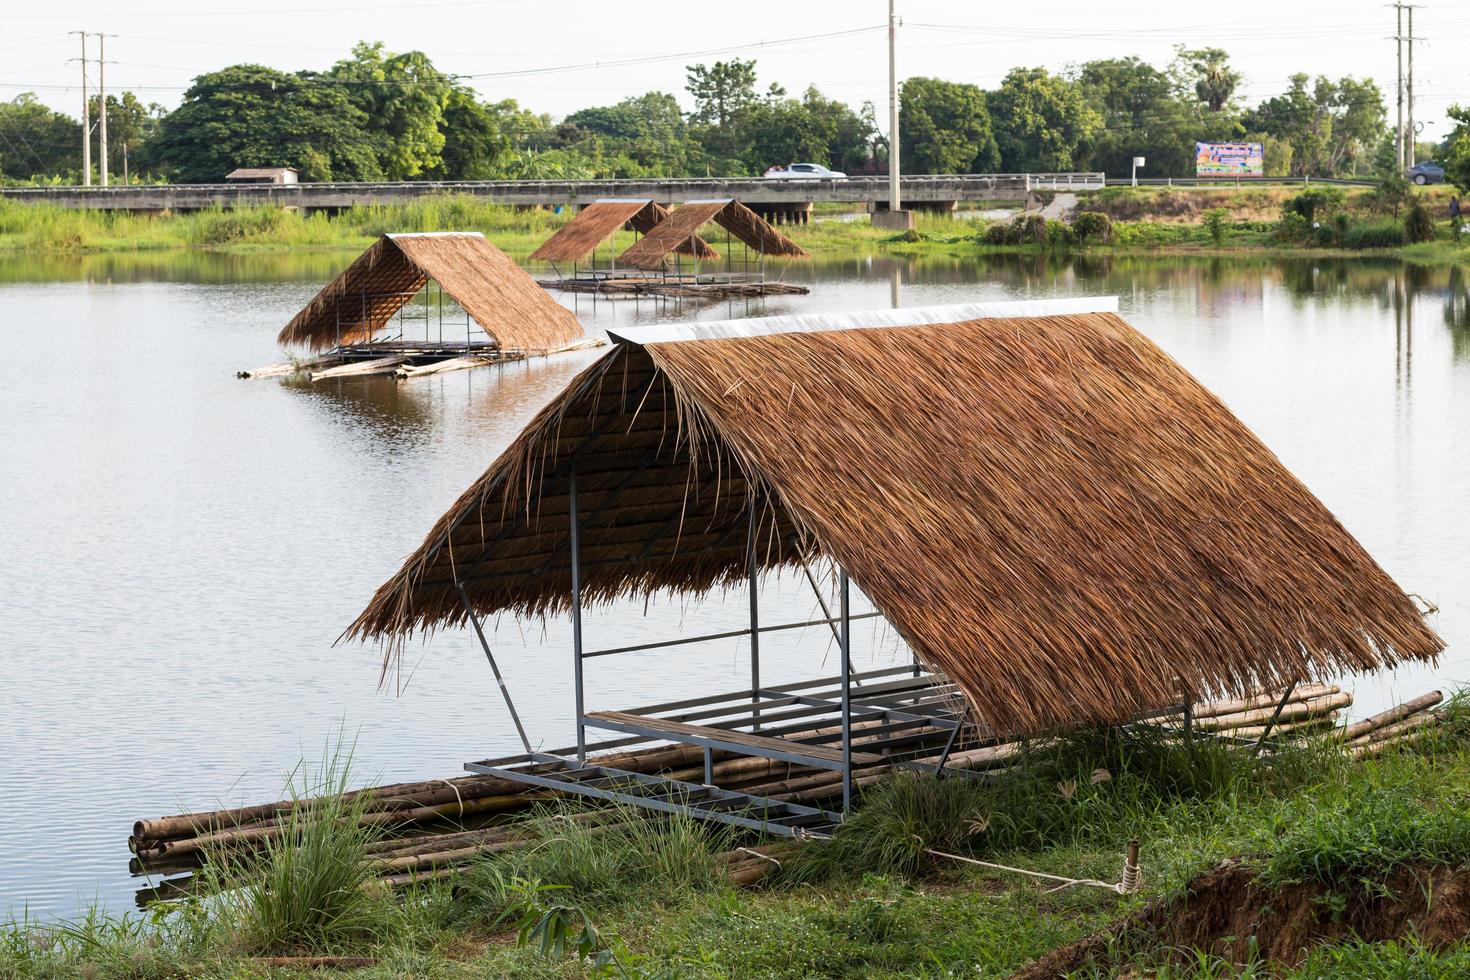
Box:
1195;141;1264;177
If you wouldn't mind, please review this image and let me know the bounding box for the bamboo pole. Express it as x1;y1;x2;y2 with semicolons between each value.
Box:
1341;691;1443;741
1347;710;1443;747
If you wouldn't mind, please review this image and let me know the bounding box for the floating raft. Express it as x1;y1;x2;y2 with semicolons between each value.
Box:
540;273;808;298
237;338;602;381
125;683;1450;908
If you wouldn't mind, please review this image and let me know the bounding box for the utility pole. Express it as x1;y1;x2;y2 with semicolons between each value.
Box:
98;33;109;187
1406;6;1416;168
75;31;90;186
1394;4;1404;169
888;0;900;213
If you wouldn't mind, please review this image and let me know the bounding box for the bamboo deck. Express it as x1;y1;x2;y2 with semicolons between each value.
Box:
124;677;1449;909
539;270;808;298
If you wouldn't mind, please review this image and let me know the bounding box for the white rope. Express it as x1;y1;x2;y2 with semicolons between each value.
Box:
736;847;782;868
432;778;465;818
920;837;1139;895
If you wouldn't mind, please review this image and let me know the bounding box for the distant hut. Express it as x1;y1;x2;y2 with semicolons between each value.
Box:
345;298;1440;832
536;199;809;298
225;167;299;185
529;199;715;271
274;232;585;378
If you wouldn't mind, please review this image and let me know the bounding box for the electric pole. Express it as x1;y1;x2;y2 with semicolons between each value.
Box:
74;31;90;186
1406;6;1416;168
888;0;900;213
1394;4;1404;169
98;33;108;187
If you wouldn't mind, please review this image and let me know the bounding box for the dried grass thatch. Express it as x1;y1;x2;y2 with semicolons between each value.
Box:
528;199;716;264
617;199;807;270
278;232;583;352
344;303;1441;736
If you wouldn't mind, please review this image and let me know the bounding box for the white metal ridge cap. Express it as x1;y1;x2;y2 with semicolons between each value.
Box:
679;198;736;205
385;231;487;239
605;297;1122;346
592;197;656;204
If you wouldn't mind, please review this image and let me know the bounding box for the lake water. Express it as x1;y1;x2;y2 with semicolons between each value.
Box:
2;250;1467;919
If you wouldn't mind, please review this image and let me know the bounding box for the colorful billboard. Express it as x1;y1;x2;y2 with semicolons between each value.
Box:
1195;141;1264;177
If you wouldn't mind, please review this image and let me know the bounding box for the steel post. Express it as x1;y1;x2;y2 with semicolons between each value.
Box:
570;463;586;761
840;569;853;815
748;492;761;729
457;585;533;754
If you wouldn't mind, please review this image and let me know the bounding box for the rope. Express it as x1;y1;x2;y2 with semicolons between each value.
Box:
736;847;782;868
919;837;1140;895
432;779;465;818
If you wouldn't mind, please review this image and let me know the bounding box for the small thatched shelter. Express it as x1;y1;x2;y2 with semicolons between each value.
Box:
278;232;583;352
348;298;1440;740
617;199;807;270
529;199;716;264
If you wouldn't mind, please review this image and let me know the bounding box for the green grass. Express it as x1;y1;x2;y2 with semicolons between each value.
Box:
4;709;1470;977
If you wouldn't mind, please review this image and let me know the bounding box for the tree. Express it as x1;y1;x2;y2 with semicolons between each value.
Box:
1243;74;1387;177
987;68;1100;172
0;94;81;180
1077;57;1196;177
1441;104;1470;194
685;59;758;127
88;91;165;180
429;88;514;180
899;77;999;174
1177;47;1241;114
566;91;701;173
149;64;382;182
328;43;451;179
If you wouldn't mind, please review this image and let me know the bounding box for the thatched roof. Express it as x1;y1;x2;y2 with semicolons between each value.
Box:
528;199;716;264
277;232;584;352
345;299;1441;736
616;199;807;270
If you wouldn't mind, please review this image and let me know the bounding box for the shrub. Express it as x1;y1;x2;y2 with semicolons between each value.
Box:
1202;207;1229;245
1019;213;1048;245
1343;219;1406;250
1404;198;1436;243
1071;211;1113;244
1367;175;1412;217
1275;211;1311;243
1044;219;1071;248
1283;188;1344;224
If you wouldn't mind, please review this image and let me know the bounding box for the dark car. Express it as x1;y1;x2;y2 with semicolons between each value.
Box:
1407;161;1445;185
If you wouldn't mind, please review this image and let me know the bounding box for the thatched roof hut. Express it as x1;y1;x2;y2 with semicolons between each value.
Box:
346;299;1441;736
617;199;807;270
278;232;584;352
528;199;716;264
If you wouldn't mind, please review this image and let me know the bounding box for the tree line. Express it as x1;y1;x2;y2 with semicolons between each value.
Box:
0;41;1451;185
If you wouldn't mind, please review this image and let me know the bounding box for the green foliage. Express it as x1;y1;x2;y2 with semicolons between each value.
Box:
150;64;384;182
1343;219;1407;249
1202;207;1230;244
1283;187;1344;224
204;747;387;955
1072;210;1114;244
1079;57;1198;178
1261;783;1470;887
1290;938;1470;978
988;67;1102;172
1176;46;1242;114
1444;104;1470;194
1243;73;1387;177
0;94;82;181
685;59;758;128
1405;197;1437;243
899;77;999;173
328;43;453;180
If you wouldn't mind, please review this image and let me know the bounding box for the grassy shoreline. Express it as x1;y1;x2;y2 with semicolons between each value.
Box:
7;705;1470;978
4;191;1470;265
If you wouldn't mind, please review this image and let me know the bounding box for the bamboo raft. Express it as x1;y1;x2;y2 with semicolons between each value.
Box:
236;338;603;381
539;276;809;298
127;687;1451;907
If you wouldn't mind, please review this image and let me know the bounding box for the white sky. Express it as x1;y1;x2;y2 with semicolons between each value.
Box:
3;0;1468;142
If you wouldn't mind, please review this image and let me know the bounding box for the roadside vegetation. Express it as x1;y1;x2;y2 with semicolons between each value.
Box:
5;181;1470;266
5;699;1470;978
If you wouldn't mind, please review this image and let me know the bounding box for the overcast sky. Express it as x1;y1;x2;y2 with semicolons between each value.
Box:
4;0;1469;143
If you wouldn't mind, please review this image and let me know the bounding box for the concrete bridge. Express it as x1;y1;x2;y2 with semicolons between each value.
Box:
0;173;1104;213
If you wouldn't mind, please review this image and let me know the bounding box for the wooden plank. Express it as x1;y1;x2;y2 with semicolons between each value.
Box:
585;710;882;765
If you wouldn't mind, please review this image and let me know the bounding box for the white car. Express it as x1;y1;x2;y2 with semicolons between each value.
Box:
763;163;847;180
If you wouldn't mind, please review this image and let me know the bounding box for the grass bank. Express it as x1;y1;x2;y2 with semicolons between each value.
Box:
5;186;1470;265
7;701;1470;978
